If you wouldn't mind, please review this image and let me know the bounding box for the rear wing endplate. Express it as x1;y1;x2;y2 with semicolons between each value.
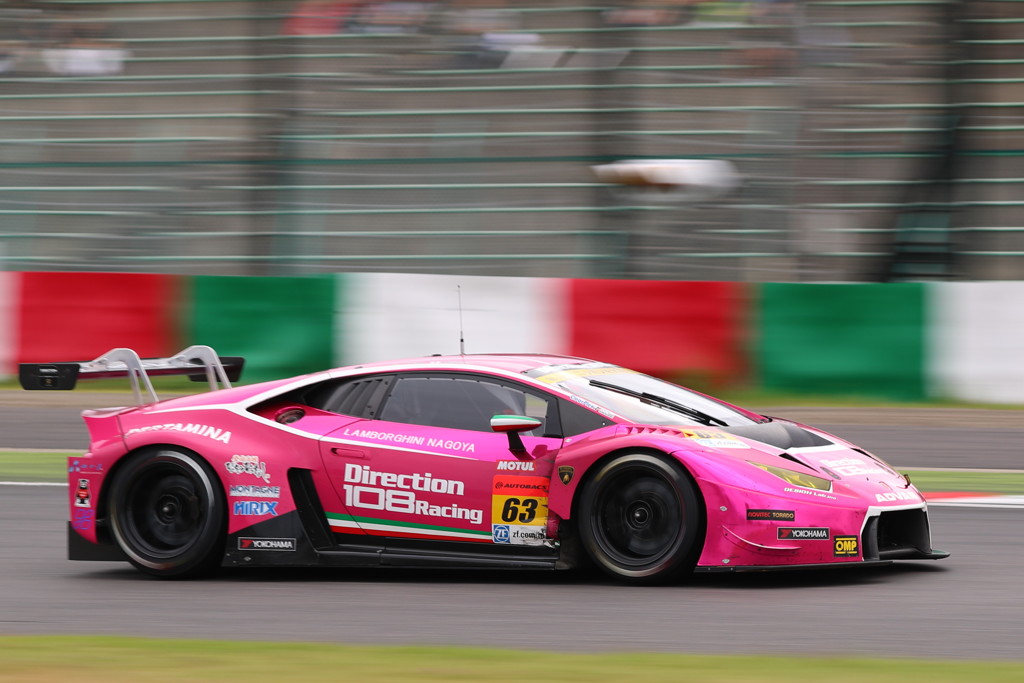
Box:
19;345;244;405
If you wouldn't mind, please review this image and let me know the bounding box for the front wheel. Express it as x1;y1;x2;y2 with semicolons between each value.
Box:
108;448;225;579
578;453;703;584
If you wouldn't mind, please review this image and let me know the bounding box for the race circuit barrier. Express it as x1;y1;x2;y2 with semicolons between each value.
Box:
1;271;1023;404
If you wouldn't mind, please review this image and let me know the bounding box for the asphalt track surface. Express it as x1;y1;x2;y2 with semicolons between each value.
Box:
2;395;1023;660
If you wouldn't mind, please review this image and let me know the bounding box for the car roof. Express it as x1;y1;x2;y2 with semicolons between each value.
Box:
338;353;602;376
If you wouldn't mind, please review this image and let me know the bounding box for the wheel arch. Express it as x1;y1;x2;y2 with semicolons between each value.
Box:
104;443;229;578
552;447;708;572
570;448;709;583
98;442;220;525
565;446;707;523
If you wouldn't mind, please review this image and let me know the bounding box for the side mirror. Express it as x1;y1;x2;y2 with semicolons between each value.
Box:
490;414;542;455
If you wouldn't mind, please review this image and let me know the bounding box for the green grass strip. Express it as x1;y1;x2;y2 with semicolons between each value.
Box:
2;452;1024;496
0;636;1021;682
0;452;70;482
905;469;1024;496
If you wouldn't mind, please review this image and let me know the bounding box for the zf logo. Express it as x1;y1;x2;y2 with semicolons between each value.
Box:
834;535;859;557
493;525;511;544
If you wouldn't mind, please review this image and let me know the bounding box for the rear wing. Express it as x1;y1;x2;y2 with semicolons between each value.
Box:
19;345;244;405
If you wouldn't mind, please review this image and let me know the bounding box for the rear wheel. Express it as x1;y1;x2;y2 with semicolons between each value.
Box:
108;448;225;579
578;453;703;584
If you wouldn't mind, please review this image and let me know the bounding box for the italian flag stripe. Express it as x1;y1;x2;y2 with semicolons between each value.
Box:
326;512;492;539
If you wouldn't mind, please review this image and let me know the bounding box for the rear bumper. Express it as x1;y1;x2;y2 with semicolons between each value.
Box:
68;523;125;562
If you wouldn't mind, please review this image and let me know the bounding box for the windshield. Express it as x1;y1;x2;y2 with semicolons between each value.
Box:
527;363;761;427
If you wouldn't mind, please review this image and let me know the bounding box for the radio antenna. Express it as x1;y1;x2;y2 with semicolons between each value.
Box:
457;285;465;356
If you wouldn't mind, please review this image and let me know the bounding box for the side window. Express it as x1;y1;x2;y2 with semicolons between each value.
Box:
379;376;552;434
558;397;614;436
299;376;392;418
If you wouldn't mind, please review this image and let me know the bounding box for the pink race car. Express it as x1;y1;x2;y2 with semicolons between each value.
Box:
22;346;947;582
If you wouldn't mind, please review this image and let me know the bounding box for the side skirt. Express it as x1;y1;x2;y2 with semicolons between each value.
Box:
695;560;894;573
224;468;561;571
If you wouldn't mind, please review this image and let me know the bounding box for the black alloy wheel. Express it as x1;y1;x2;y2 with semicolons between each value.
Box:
108;448;225;579
578;453;703;584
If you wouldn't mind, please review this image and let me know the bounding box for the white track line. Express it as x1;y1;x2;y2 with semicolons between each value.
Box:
929;495;1024;509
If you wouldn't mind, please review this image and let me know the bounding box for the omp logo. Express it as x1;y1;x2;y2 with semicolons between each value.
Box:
834;536;859;557
238;537;296;551
778;527;829;540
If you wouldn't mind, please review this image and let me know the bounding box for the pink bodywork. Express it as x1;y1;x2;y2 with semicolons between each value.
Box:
68;354;928;569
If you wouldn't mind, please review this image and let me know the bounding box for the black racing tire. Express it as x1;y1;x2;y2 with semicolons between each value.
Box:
578;453;703;584
108;447;226;579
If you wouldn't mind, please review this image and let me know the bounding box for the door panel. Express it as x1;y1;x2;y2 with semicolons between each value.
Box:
320;419;559;545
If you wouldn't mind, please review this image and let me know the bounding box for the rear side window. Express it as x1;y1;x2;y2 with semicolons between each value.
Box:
294;376;393;418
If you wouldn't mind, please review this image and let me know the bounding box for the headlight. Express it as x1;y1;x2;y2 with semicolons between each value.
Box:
749;462;833;491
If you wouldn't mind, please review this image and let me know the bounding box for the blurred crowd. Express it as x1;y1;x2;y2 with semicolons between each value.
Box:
0;0;126;76
281;0;799;35
0;1;803;77
281;0;800;70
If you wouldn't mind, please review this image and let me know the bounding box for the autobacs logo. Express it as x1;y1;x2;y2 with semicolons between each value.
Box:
238;537;296;551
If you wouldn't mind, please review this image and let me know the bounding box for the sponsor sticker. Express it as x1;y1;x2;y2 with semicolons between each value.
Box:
340;428;477;452
126;423;231;444
819;457;888;477
834;535;859;557
746;509;795;522
73;478;91;508
232;501;279;516
238;537;296;551
68;459;103;474
778;527;830;540
71;508;95;532
784;486;838;501
342;464;484;525
565;393;616;419
492;476;549;533
229;484;281;498
496;460;535;472
876;490;918;503
492;523;546;546
682;429;750;450
225;454;271;483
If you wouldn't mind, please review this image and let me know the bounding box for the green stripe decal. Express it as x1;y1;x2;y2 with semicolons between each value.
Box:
326;512;492;538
